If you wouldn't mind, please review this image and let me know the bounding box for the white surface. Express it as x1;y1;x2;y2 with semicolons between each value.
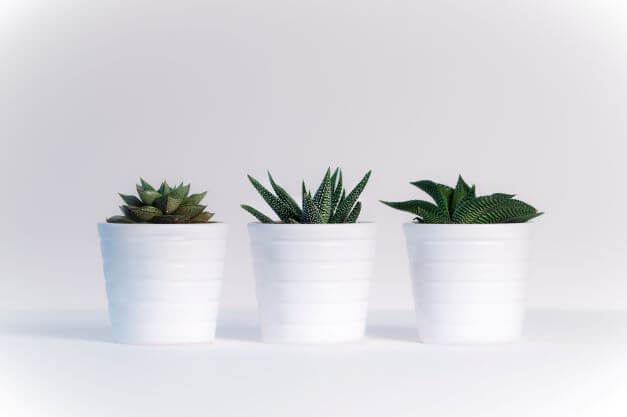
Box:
2;309;627;417
2;0;627;314
249;223;376;343
98;223;228;344
405;223;529;343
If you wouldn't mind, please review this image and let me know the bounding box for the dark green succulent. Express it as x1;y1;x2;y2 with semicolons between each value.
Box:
381;175;543;224
106;178;214;224
241;168;371;224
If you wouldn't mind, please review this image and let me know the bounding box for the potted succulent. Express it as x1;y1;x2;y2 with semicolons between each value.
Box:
242;168;375;344
98;179;228;344
382;176;543;344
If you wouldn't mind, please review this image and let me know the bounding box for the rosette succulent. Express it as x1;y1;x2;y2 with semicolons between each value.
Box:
241;168;371;224
106;178;214;224
382;175;543;224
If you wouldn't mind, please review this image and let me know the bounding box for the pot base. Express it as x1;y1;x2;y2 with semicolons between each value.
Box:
261;323;366;344
110;322;217;345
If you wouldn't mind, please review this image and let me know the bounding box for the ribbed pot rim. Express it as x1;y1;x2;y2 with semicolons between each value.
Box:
402;222;534;228
98;222;229;239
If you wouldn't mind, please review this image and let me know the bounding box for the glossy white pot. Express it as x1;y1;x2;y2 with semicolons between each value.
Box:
248;223;376;344
98;223;228;345
404;223;530;344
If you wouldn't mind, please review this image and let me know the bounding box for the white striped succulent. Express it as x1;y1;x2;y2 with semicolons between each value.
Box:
242;168;371;224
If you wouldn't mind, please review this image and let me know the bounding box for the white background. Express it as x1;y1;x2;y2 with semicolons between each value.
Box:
2;0;626;312
2;1;627;416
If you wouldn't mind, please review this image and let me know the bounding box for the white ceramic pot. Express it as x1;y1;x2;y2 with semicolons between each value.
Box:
248;223;376;344
404;223;530;344
97;223;228;345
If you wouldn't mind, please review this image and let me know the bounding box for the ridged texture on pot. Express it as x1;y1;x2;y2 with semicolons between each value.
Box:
248;223;376;344
404;223;530;344
98;223;228;344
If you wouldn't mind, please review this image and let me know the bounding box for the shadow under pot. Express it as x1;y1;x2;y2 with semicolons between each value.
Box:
98;223;228;344
248;223;376;344
404;223;531;344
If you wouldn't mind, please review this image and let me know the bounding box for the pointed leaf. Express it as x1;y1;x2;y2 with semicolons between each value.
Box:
170;183;191;199
118;193;142;207
268;172;301;219
453;195;536;224
411;180;454;220
313;168;333;222
302;192;322;223
152;214;187;224
247;175;294;222
331;170;343;216
158;181;171;195
346;201;361;223
241;204;274;223
380;200;420;215
153;195;182;214
331;170;371;223
415;200;450;223
140;178;155;191
183;192;207;206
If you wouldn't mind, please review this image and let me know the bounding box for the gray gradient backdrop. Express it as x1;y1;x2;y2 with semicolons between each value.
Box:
2;0;626;312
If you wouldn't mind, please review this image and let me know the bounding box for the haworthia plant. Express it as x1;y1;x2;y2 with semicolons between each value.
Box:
381;175;543;224
106;178;214;224
242;168;371;224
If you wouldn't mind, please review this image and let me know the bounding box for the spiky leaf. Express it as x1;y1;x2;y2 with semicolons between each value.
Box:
411;180;453;219
451;176;471;214
118;193;142;207
331;170;343;215
247;175;294;222
182;192;207;206
129;205;162;221
313;168;333;222
453;194;529;223
346;202;361;223
140;178;155;191
302;192;322;223
331;170;371;223
153;195;183;214
415;200;450;223
170;183;190;199
158;181;171;195
380;200;420;215
241;204;274;223
268;172;301;219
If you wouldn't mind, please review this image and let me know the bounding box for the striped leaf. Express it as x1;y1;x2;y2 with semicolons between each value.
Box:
411;180;453;220
313;168;333;222
415;200;450;223
380;200;420;215
247;175;294;222
331;170;371;223
346;202;361;223
302;192;322;223
268;172;302;219
241;205;274;223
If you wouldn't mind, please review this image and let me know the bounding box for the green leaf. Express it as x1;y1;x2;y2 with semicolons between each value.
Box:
247;175;294;222
471;199;539;223
380;200;421;215
453;195;532;223
138;189;161;205
129;205;162;221
158;181;171;195
331;170;371;223
346;201;361;223
174;204;206;219
190;212;214;223
331;170;343;216
268;172;302;219
286;218;300;224
140;178;155;191
152;214;187;224
302;192;322;223
451;176;471;214
153;195;182;214
183;192;207;206
504;211;543;223
118;193;142;207
106;215;135;223
120;205;137;220
411;180;454;220
241;204;274;223
313;168;333;222
415;200;450;223
170;183;190;199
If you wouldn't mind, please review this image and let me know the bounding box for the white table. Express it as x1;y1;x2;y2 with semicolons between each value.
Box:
2;309;626;417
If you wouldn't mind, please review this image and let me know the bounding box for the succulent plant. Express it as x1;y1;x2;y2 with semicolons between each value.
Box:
241;168;371;224
106;178;214;224
381;175;543;224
